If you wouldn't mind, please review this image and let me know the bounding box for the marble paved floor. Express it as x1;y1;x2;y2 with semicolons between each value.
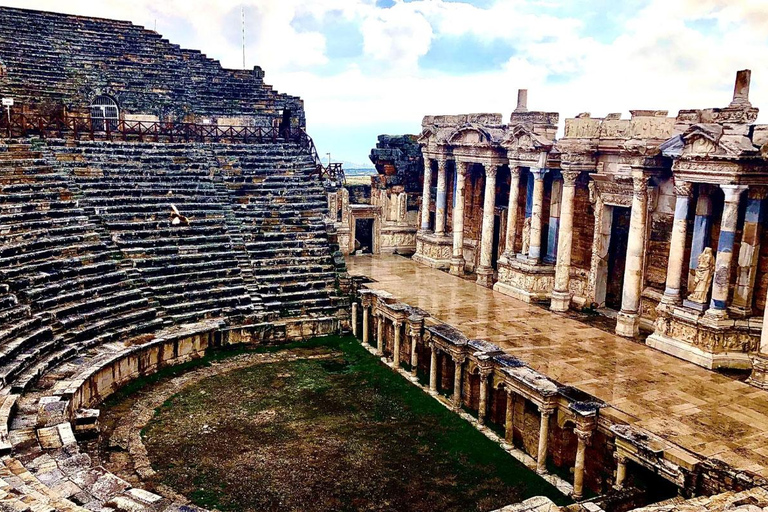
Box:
347;254;768;477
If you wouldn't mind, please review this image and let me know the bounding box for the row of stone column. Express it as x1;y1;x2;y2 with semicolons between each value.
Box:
660;182;764;318
353;300;595;500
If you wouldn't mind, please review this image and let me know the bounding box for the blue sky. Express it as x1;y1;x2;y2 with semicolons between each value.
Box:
3;0;768;166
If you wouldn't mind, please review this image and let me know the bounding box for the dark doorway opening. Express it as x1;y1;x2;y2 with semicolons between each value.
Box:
606;206;631;310
279;109;292;138
492;214;501;268
355;218;374;254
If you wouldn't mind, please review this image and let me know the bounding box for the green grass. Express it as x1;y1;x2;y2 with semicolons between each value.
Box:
119;336;571;511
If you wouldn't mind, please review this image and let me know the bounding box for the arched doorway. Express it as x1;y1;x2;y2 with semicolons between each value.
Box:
90;95;119;131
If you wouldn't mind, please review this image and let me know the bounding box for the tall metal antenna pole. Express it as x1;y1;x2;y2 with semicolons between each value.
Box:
241;6;246;70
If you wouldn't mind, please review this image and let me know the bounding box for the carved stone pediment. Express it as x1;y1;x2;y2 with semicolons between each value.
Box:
679;123;759;160
447;124;494;147
501;124;553;152
418;126;438;145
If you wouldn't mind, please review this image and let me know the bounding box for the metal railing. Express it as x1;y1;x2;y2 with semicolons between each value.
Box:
0;111;345;183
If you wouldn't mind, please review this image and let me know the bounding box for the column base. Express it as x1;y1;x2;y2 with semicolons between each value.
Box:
475;266;494;288
704;307;729;320
747;355;768;389
550;289;571;312
449;257;465;276
615;311;639;337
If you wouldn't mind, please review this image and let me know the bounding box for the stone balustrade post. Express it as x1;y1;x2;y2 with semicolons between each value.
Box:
505;389;514;443
452;356;464;411
503;167;522;257
477;370;490;427
409;324;420;377
528;168;548;262
476;164;498;287
376;312;384;356
429;344;438;395
661;181;692;304
393;320;402;368
573;427;593;501
450;162;468;275
420;158;433;232
536;407;552;474
351;302;358;337
550;171;579;312
615;453;628;490
435;158;448;236
362;305;370;345
707;185;747;317
616;172;649;337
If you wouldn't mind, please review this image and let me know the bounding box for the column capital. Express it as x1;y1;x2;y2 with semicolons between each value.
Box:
749;187;768;200
478;367;494;379
530;167;548;181
456;160;469;176
631;173;649;196
393;319;403;328
510;166;522;178
485;164;498;178
720;184;748;201
436;158;447;171
574;427;594;443
452;354;466;366
538;405;555;416
561;170;580;187
614;452;629;464
673;180;693;197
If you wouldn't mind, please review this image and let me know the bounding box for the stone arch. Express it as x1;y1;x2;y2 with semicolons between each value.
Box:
90;94;119;130
447;124;494;146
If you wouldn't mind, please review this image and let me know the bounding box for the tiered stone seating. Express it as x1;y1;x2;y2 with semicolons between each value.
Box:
0;6;303;122
56;141;263;325
0;142;162;393
213;143;347;318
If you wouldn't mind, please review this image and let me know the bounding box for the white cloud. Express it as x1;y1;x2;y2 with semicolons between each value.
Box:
1;0;768;161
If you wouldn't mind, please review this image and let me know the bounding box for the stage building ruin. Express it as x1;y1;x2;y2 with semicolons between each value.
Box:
344;72;768;376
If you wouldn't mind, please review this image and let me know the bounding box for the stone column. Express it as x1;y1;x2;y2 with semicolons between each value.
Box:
477;370;490;427
661;181;692;304
615;454;628;490
732;189;766;315
551;171;580;312
536;407;552;474
544;178;562;264
376;313;384;356
476;164;498;287
688;191;713;292
393;320;402;369
409;324;420;377
452;357;464;411
573;428;592;501
435;158;448;236
351;302;358;337
362;305;370;345
450;162;468;275
429;344;438;395
528;168;548;262
616;173;648;338
503;167;522;257
707;185;747;317
522;176;535;255
505;390;514;443
420;158;433;232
